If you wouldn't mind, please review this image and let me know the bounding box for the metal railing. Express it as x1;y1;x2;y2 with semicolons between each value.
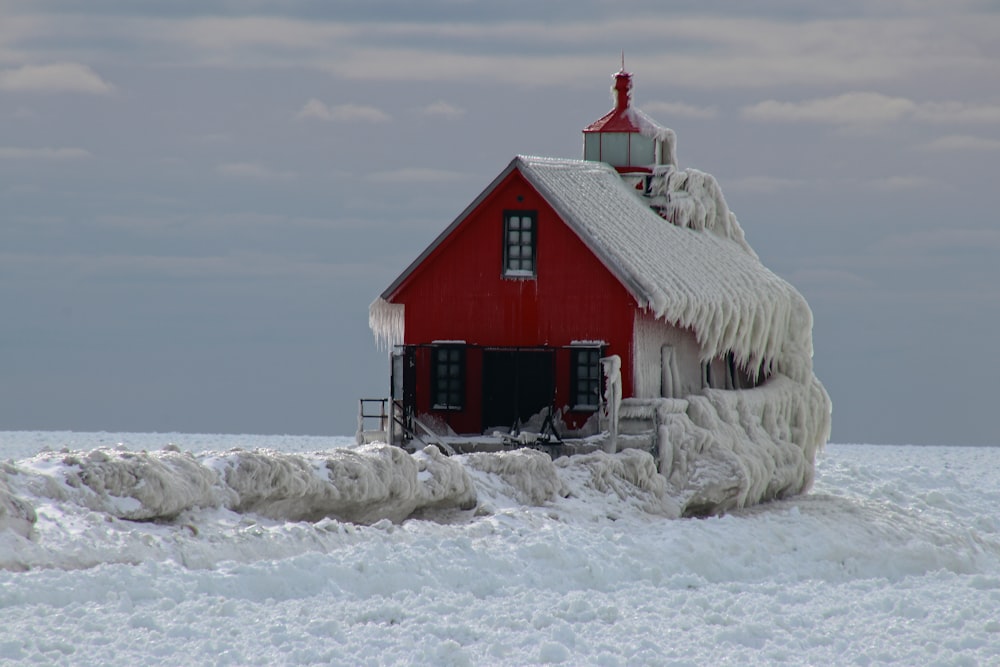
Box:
357;398;388;435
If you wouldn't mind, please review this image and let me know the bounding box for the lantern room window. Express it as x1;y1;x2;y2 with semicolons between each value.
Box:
431;345;465;410
571;347;602;410
503;210;537;277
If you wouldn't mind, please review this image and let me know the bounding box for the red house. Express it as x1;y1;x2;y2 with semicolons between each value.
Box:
367;69;829;466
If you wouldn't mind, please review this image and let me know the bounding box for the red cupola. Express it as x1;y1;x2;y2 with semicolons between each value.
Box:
583;68;674;173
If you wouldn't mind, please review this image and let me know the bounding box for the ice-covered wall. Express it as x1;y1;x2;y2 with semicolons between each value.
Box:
632;312;703;398
615;374;829;515
662;375;831;515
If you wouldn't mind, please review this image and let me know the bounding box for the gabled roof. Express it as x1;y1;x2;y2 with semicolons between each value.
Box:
379;155;814;381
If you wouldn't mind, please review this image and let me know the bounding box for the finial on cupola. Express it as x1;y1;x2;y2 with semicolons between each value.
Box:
613;52;632;112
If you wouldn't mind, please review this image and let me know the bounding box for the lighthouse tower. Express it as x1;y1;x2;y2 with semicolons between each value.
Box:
582;68;675;173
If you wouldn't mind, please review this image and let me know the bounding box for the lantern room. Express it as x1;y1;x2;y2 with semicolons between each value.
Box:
582;69;672;173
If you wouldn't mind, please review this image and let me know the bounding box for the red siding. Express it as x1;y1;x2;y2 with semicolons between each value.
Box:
388;169;638;434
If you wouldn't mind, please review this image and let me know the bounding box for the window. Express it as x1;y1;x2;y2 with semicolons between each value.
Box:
571;347;602;410
504;210;537;277
629;134;655;165
600;132;629;165
432;346;465;410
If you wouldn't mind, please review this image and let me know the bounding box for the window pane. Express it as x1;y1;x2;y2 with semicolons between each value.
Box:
509;245;521;259
601;133;629;165
630;134;655;165
584;133;601;161
509;216;521;229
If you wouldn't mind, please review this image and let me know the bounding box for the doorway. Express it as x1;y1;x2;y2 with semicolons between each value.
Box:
481;349;555;432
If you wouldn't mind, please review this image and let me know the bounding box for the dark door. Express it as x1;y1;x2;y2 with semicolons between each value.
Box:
390;346;416;444
481;349;554;432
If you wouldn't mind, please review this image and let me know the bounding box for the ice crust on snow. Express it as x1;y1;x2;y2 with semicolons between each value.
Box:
209;444;477;524
3;434;1000;666
6;444;478;528
0;415;831;531
0;475;36;538
463;448;568;506
2;441;698;540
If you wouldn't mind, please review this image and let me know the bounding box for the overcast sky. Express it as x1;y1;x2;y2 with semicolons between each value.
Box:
1;1;998;444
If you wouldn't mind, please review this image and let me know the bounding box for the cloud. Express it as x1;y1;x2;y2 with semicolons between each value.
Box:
912;102;1000;124
743;93;1000;126
5;11;998;91
11;107;38;120
641;101;719;120
873;229;1000;254
295;99;333;121
742;92;915;125
420;100;466;119
724;176;805;194
216;161;295;182
310;13;999;89
920;134;1000;152
0;63;113;94
0;250;369;283
864;175;934;192
366;168;466;184
0;147;91;160
788;268;874;290
295;99;390;123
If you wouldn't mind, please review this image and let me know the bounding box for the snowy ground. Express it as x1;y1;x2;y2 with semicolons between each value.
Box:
2;432;999;666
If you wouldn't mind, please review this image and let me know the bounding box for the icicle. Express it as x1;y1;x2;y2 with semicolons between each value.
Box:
368;298;404;351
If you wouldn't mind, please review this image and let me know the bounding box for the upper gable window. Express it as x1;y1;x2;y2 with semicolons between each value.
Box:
503;210;537;277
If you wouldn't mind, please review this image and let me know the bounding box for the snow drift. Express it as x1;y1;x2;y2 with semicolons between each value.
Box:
5;444;478;530
4;434;1000;666
0;474;36;539
2;442;697;544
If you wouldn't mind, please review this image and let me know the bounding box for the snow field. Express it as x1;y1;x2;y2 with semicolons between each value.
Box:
1;434;999;665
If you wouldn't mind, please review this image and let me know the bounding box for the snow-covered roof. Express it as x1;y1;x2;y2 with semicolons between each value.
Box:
376;155;815;382
512;156;814;381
